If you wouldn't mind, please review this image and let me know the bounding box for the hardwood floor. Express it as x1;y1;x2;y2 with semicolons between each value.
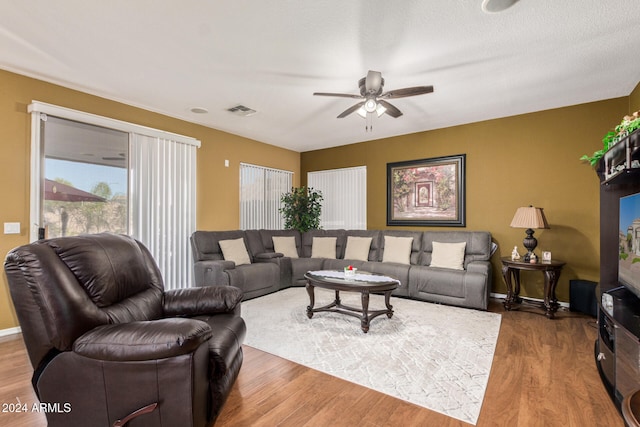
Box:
0;300;623;427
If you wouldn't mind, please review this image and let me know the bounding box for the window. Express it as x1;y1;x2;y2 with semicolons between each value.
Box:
42;116;128;238
30;101;200;289
240;163;293;229
308;166;367;230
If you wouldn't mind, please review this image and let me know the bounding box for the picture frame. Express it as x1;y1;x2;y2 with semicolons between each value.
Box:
387;154;466;227
542;251;552;262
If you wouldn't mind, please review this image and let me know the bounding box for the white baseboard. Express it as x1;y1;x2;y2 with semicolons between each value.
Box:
0;326;21;338
490;292;570;309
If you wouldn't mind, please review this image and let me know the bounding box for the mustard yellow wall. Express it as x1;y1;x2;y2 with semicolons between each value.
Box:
0;69;299;330
1;65;637;331
630;81;640;112
301;98;631;303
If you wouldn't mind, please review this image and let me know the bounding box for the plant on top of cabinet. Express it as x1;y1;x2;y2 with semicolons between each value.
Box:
581;111;640;167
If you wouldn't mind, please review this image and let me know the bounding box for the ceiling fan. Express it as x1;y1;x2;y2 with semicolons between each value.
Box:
313;70;434;120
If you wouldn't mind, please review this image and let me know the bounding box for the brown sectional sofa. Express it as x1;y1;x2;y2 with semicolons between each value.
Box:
191;229;493;310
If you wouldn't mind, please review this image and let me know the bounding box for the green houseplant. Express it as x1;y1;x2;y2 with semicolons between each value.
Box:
581;112;640;166
279;186;323;232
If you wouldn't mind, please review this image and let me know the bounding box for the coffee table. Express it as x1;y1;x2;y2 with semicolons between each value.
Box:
304;270;399;333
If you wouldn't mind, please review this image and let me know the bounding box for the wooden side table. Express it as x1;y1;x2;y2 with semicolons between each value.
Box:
500;257;566;319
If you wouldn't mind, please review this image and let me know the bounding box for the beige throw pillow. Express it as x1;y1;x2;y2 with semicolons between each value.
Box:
344;236;372;261
272;236;299;258
219;238;251;266
311;237;337;259
382;236;413;265
430;241;467;270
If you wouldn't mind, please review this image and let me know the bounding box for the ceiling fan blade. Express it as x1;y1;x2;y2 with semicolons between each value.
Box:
365;70;383;93
337;101;365;118
313;92;363;99
378;100;403;118
380;85;434;99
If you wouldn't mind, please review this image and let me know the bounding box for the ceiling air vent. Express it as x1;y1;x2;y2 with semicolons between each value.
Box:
227;105;257;117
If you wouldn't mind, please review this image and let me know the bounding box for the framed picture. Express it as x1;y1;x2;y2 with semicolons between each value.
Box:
387;154;466;227
542;251;552;262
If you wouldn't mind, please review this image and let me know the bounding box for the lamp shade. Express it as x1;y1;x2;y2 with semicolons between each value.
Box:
510;206;550;229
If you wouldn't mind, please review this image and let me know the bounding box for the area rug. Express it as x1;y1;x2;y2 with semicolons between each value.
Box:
241;288;502;425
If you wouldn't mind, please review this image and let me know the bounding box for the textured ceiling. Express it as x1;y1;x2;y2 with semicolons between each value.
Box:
1;1;639;152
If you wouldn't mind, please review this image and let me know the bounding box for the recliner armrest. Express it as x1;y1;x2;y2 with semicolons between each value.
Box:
466;260;490;274
193;259;235;287
163;285;243;317
194;259;236;269
254;252;283;260
73;318;212;361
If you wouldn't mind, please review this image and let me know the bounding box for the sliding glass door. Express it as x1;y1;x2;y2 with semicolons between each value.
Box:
41;115;129;238
29;101;200;289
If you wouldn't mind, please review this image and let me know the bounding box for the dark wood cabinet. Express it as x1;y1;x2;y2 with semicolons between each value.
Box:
597;286;640;405
596;129;640;409
602;128;640;184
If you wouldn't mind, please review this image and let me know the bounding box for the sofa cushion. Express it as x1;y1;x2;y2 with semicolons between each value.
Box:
301;230;346;258
272;236;299;258
247;229;302;258
380;230;423;264
311;237;337;259
226;264;279;295
291;257;326;285
219;238;251;266
419;231;492;267
73;318;213;361
344;236;372;262
430;241;467;270
343;230;381;261
363;261;410;297
382;236;413;265
191;230;246;261
410;266;466;298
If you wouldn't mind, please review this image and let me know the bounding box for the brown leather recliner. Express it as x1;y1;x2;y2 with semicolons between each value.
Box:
4;233;246;427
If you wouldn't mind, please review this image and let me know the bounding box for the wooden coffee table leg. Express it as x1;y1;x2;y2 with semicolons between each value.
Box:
361;291;370;333
306;283;315;318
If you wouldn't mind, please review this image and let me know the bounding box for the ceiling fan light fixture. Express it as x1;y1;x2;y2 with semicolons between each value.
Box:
375;103;387;117
364;98;378;113
357;106;367;119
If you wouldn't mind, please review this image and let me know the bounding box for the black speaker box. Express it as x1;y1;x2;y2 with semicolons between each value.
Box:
569;279;597;317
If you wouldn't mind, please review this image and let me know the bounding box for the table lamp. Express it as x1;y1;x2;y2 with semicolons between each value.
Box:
510;206;549;263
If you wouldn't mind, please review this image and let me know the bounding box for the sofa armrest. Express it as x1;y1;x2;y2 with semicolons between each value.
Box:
466;260;490;275
73;318;212;361
254;252;283;260
163;286;243;317
193;259;235;287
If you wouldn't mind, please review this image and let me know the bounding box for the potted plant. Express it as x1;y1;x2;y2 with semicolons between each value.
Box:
279;186;323;232
581;111;640;166
580;131;616;167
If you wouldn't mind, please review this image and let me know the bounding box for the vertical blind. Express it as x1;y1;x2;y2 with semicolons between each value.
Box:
308;166;367;230
130;134;197;290
240;163;293;230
